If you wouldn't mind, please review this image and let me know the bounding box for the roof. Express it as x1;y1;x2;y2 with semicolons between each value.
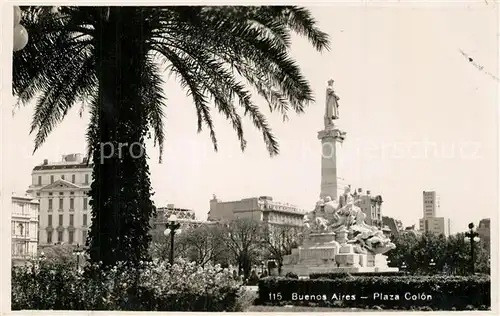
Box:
12;195;39;204
33;163;93;171
39;179;83;191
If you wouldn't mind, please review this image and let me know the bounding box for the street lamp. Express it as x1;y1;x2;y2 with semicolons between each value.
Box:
464;222;480;275
164;214;181;265
401;261;407;271
72;244;84;271
13;6;29;52
39;251;46;262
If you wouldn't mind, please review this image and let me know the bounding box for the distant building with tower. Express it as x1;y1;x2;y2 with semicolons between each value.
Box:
11;195;39;265
418;191;450;236
207;195;306;227
27;154;92;247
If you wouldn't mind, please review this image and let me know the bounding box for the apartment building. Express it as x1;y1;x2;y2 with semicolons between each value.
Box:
27;154;92;247
11;195;39;265
207;195;306;227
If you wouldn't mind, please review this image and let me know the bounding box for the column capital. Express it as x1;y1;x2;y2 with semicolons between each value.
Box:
318;128;346;142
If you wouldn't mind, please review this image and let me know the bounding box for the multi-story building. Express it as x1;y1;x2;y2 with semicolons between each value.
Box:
477;218;490;252
382;216;404;237
207;195;306;227
418;190;449;236
150;204;197;241
351;188;383;228
27;154;92;247
11;195;39;265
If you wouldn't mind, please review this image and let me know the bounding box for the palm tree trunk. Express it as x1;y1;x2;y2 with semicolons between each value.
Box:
87;7;155;268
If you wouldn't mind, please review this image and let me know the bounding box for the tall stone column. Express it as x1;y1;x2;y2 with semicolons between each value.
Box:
318;125;345;201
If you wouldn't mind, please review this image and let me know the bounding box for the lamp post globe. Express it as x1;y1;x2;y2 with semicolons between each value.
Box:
13;6;28;52
13;6;22;25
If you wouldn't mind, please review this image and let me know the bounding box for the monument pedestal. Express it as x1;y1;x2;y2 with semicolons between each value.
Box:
282;232;399;276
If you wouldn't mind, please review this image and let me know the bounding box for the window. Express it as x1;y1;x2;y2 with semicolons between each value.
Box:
85;174;89;184
48;215;52;226
82;230;87;243
59;192;64;195
68;231;74;244
36;192;40;197
48;199;53;211
70;191;74;195
47;231;52;243
59;198;63;210
11;222;15;234
71;174;75;183
49;192;53;196
70;198;74;210
38;176;42;186
69;214;74;226
57;231;63;242
83;214;87;226
58;214;63;226
50;175;54;184
61;175;65;180
83;198;88;210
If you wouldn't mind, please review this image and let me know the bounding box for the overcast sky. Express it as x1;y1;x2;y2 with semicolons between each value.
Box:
5;3;498;234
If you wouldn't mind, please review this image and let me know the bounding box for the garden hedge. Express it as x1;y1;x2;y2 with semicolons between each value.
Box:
310;271;407;279
257;275;490;310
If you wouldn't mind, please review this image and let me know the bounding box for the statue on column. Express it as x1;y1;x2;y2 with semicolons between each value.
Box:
324;79;340;128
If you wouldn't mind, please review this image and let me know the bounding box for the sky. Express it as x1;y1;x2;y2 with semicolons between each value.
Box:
4;3;498;234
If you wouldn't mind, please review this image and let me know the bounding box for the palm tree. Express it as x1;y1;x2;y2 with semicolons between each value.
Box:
13;6;330;268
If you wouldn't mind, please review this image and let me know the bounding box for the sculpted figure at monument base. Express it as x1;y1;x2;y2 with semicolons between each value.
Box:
283;186;397;276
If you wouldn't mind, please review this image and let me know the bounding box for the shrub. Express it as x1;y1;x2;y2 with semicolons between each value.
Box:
256;275;490;310
12;258;249;311
285;272;299;279
310;271;407;279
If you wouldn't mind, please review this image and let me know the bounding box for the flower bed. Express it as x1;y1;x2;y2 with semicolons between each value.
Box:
256;275;490;310
12;258;251;311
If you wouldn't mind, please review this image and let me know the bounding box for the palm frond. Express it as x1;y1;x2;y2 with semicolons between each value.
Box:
142;57;167;163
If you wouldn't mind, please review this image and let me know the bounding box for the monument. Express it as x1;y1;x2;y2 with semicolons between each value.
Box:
282;80;397;276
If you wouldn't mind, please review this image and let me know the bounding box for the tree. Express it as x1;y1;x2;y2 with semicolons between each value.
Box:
41;244;85;268
222;218;262;278
388;231;490;275
13;6;329;268
149;229;191;262
386;231;420;272
444;233;490;275
261;224;301;274
182;224;229;267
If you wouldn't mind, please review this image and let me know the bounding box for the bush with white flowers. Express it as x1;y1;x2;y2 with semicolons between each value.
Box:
12;258;251;311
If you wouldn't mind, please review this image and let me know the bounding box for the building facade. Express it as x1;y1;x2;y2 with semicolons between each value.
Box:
11;195;39;265
351;188;383;228
382;216;404;236
207;195;306;227
418;191;449;236
150;204;198;241
477;218;490;252
27;154;92;247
